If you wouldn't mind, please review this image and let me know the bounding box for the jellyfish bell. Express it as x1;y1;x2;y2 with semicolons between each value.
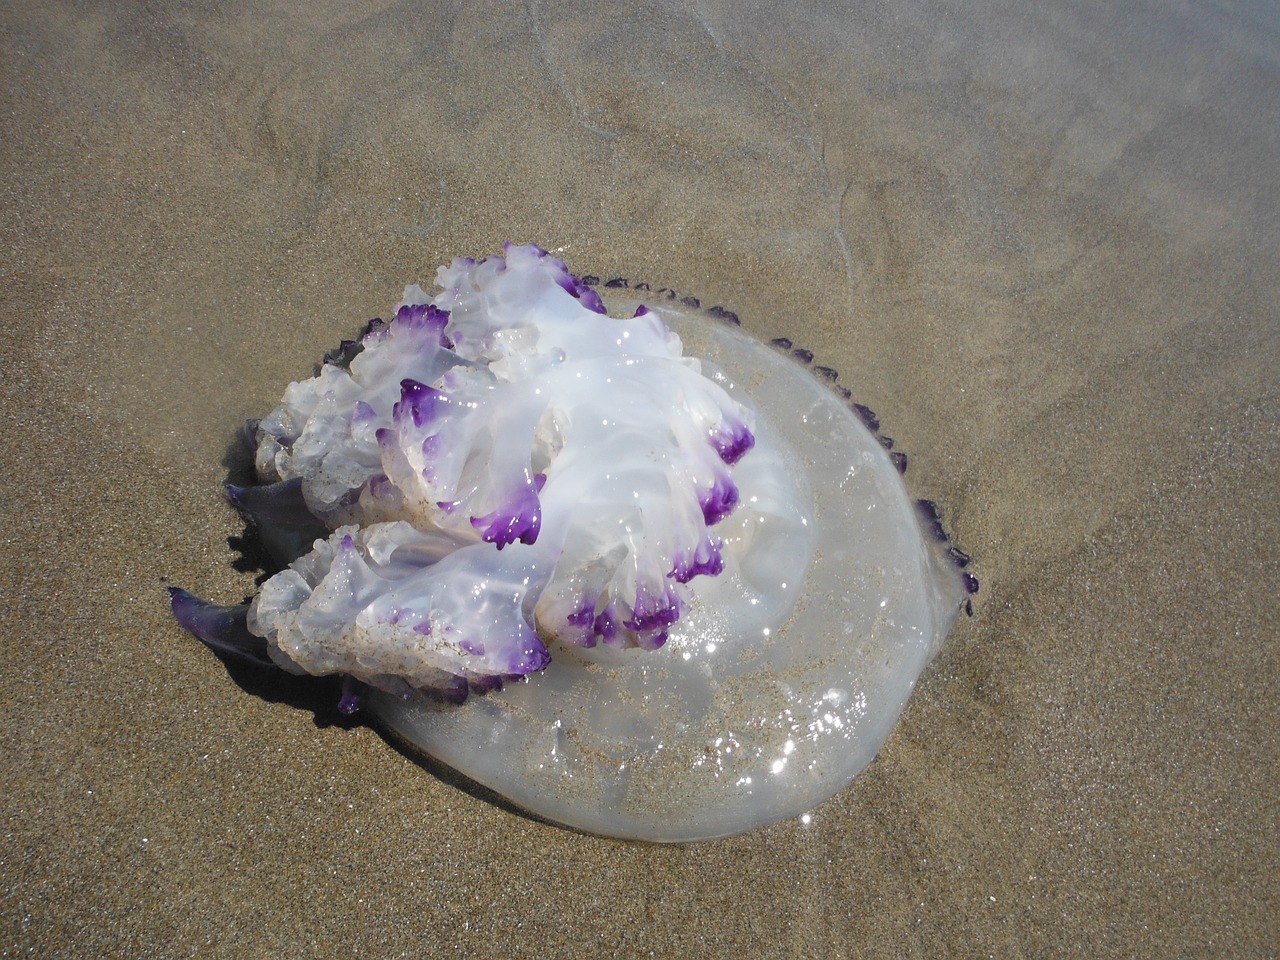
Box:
170;243;972;842
368;292;968;840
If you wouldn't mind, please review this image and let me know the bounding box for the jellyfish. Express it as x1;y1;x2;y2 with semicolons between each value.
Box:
171;243;974;841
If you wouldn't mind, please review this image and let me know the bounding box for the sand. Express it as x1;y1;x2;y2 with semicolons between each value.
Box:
2;0;1275;956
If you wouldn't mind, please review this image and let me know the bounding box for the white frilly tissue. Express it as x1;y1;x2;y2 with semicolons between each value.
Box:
247;244;779;698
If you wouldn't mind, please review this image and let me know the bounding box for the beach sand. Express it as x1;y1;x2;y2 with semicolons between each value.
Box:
2;0;1275;956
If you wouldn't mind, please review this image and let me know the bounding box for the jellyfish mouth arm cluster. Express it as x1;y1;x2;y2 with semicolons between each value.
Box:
173;243;761;703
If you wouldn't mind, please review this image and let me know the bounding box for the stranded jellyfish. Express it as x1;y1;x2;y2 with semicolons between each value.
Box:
171;243;974;841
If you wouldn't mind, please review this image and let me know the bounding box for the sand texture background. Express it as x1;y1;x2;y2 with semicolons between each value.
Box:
2;0;1276;956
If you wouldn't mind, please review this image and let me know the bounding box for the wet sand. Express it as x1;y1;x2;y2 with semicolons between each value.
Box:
2;0;1275;956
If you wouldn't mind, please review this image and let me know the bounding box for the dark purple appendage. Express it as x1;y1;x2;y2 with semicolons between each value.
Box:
394;302;451;342
914;499;949;544
851;403;880;433
566;605;596;629
812;365;839;383
337;675;367;715
592;604;621;645
324;339;360;366
366;473;395;502
910;501;981;612
168;588;273;668
469;483;543;548
500;635;552;675
362;316;389;341
466;672;505;696
709;419;755;465
241;418;262;454
669;538;724;583
431;673;471;705
226;478;331;565
395;379;449;428
225;478;323;530
562;599;604;647
962;570;980;617
699;473;740;526
518;241;609;315
624;585;681;649
554;270;608;314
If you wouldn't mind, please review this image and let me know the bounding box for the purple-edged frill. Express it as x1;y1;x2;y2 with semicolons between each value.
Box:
174;244;760;704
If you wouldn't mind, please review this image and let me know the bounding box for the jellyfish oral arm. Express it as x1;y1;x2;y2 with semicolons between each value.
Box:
186;243;762;700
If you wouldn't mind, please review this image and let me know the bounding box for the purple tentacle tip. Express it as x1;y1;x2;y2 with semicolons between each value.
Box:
470;485;543;548
396;379;449;428
710;420;755;466
168;587;272;668
699;474;740;526
225;477;319;529
337;675;366;715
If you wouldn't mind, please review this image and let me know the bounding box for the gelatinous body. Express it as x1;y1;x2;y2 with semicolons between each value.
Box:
171;244;968;842
371;300;965;840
